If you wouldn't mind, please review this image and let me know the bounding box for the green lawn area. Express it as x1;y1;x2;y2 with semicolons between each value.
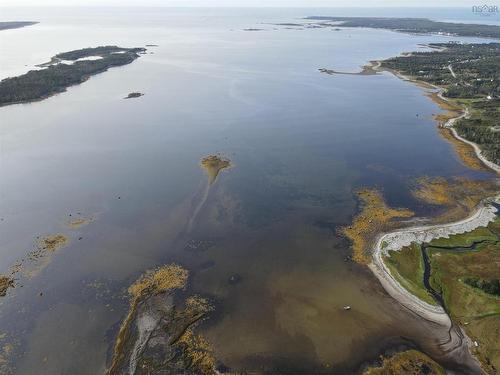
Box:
383;243;436;305
426;219;500;373
428;226;497;248
383;218;500;372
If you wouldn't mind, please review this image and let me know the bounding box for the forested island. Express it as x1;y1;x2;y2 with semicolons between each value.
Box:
382;42;500;165
0;21;38;31
305;17;500;39
0;46;145;106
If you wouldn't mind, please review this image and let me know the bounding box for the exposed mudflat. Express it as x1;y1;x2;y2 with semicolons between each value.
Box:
108;264;217;375
200;155;231;185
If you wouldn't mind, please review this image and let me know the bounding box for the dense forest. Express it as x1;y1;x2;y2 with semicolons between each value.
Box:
0;46;145;106
464;277;500;296
305;17;500;39
381;43;500;165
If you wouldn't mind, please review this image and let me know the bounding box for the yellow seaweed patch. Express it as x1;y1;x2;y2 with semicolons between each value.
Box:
0;234;71;289
178;329;216;373
67;217;93;229
0;343;15;375
108;265;218;375
13;234;71;278
412;177;498;223
0;276;14;297
363;349;445;375
108;264;190;374
38;234;68;252
412;176;453;206
438;128;486;171
200;155;231;185
177;296;216;374
185;295;213;313
341;189;414;264
426;91;463;126
128;263;189;300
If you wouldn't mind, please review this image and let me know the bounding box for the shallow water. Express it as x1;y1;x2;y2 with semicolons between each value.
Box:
0;7;496;374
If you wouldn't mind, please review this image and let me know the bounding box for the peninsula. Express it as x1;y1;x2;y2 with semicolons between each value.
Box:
318;17;500;373
0;45;146;106
0;21;38;31
381;42;500;167
304;16;500;39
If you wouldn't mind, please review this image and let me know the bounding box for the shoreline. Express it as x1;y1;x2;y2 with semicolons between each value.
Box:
370;196;499;324
373;60;499;175
368;196;499;375
0;21;38;31
364;59;500;373
0;46;145;108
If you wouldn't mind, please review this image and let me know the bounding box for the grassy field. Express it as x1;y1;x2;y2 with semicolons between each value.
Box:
429;226;497;248
383;218;500;373
426;218;500;373
384;243;436;305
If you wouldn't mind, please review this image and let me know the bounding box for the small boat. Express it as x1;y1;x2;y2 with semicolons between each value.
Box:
343;306;351;311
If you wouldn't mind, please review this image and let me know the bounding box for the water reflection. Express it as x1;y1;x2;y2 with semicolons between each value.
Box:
0;7;495;374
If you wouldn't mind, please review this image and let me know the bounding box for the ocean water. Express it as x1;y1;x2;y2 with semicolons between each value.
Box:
0;7;496;374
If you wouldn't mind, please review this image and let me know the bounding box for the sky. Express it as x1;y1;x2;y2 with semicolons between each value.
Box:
0;0;483;7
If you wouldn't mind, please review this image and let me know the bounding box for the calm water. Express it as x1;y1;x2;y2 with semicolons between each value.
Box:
0;7;496;374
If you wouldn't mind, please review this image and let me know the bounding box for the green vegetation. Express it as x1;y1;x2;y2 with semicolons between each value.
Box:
389;218;500;373
429;226;497;248
0;21;38;31
427;231;500;373
302;18;500;166
376;218;500;374
0;45;145;106
305;17;500;39
464;277;500;296
382;42;500;165
384;243;436;305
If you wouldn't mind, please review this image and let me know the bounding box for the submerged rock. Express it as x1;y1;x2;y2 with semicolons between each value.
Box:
228;274;242;285
184;239;215;252
124;92;144;99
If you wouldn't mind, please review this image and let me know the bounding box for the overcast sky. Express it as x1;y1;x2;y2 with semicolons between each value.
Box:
0;0;481;7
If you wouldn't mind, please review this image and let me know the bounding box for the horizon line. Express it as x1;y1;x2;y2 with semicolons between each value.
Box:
0;5;479;8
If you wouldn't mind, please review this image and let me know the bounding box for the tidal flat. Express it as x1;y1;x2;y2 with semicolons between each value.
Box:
200;155;232;185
